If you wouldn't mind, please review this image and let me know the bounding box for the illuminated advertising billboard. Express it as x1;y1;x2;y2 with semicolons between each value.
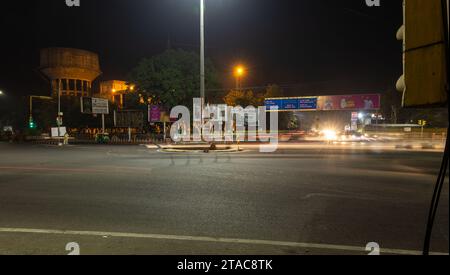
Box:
317;94;381;111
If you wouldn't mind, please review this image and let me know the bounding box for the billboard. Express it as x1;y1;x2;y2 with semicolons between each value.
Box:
265;97;318;111
81;97;110;115
148;105;162;122
317;94;381;111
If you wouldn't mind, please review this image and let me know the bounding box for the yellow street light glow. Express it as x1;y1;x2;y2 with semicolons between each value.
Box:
234;65;246;78
129;85;135;91
112;89;117;93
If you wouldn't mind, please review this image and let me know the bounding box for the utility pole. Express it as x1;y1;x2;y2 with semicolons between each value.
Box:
200;0;205;103
199;0;206;142
57;79;62;143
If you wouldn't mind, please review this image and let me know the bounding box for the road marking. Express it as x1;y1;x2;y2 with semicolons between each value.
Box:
0;166;109;173
0;166;151;174
0;227;447;255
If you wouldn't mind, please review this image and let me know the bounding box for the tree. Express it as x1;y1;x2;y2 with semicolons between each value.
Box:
223;90;262;107
381;89;402;124
128;49;220;110
264;84;284;99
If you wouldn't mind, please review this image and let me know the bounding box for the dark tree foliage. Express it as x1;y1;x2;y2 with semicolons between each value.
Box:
128;49;220;111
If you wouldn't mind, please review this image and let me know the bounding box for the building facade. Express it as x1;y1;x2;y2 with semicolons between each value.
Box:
100;80;134;108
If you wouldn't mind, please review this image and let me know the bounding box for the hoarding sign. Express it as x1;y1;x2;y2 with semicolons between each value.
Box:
265;97;318;111
299;98;318;110
265;99;283;110
81;97;109;115
149;105;162;122
317;94;381;111
92;98;109;114
282;99;300;110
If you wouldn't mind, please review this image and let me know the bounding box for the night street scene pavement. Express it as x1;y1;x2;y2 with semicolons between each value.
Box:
0;143;448;255
0;0;449;260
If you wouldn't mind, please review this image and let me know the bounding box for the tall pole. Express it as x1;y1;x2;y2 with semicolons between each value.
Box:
199;0;206;141
58;79;61;139
236;76;242;91
200;0;205;113
102;114;105;134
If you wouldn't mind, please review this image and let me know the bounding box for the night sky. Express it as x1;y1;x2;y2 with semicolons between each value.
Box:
0;0;403;98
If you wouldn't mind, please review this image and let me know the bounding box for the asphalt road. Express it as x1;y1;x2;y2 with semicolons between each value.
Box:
0;142;448;255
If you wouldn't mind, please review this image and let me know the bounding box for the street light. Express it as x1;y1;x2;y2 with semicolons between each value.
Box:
200;0;205;102
233;65;246;90
0;91;4;96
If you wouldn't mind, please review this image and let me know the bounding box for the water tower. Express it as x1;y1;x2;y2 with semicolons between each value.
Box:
39;48;102;98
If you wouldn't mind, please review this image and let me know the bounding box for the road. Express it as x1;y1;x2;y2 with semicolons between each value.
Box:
0;142;448;255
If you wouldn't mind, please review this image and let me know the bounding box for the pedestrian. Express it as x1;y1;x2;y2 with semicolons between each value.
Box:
64;132;69;145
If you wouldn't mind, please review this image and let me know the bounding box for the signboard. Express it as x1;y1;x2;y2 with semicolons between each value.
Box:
265;94;380;112
148;105;162;123
317;94;381;111
282;99;300;110
299;98;318;110
92;98;109;114
81;97;109;115
51;127;67;137
265;97;318;112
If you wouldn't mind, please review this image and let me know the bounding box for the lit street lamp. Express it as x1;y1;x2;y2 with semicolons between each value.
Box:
233;65;246;90
0;91;4;96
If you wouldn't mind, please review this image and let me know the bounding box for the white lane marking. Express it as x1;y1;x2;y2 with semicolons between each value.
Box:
0;227;447;255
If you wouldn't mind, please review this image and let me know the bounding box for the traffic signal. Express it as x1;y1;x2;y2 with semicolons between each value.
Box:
28;117;36;129
396;0;449;107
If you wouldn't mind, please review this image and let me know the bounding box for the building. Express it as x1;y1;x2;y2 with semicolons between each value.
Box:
99;80;134;108
39;48;102;98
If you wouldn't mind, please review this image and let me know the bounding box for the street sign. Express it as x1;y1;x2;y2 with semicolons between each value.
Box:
81;97;109;115
265;97;318;112
92;98;109;114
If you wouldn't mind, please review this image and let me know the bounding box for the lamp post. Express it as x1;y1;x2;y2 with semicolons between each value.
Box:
200;0;205;101
57;79;63;142
234;65;246;90
200;0;206;124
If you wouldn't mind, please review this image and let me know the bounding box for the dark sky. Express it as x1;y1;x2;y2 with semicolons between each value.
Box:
0;0;403;98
